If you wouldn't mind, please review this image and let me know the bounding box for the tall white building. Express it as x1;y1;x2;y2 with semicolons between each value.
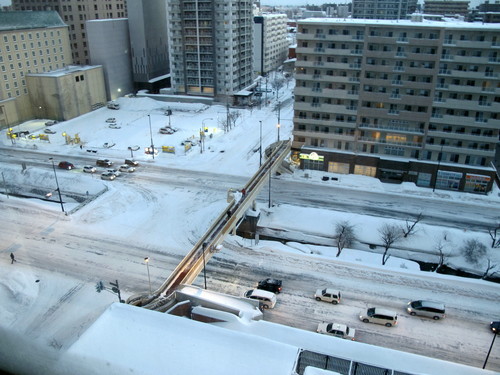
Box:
253;14;289;76
167;0;254;102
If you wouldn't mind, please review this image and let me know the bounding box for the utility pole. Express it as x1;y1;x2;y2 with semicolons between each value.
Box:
259;121;262;167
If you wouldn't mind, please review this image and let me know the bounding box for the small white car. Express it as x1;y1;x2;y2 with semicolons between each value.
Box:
317;322;356;340
119;164;135;173
314;288;342;304
44;128;56;134
83;165;96;173
106;118;116;123
101;172;116;180
106;168;121;177
45;120;57;126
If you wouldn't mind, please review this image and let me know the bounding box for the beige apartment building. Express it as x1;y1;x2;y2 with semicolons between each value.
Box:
293;18;499;193
12;0;127;65
0;11;72;127
423;0;470;17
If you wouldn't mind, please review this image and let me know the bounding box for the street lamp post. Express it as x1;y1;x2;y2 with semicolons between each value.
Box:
144;257;152;295
483;329;498;369
259;120;262;167
148;114;155;160
49;158;65;213
432;144;444;192
277;101;281;142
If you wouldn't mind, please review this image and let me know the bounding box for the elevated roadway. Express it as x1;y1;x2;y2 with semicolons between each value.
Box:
127;140;291;308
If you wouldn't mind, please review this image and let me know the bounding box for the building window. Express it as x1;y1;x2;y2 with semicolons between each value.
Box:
417;173;432;187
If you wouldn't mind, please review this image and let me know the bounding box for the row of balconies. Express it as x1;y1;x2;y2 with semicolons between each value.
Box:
427;130;497;143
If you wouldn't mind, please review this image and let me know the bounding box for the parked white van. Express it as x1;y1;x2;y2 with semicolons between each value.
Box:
359;307;398;327
244;289;277;309
407;300;445;320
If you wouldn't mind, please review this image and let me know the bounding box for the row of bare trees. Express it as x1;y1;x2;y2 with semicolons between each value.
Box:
333;215;499;279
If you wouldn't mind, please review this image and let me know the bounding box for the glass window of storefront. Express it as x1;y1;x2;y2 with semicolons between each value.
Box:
464;174;490;194
416;172;432;187
354;165;376;177
328;162;349;174
435;170;462;191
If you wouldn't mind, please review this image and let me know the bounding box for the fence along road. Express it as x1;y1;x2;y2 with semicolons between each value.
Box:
127;140;291;309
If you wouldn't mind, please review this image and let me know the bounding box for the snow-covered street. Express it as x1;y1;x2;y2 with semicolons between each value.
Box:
1;92;500;374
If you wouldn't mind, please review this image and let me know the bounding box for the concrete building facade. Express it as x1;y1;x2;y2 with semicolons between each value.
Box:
0;11;72;127
27;65;106;121
12;0;127;65
86;19;134;100
167;0;254;102
423;0;470;17
253;14;289;76
293;18;500;193
352;0;418;19
127;0;170;93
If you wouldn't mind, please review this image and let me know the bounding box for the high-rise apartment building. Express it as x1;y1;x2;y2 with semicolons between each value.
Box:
12;0;127;65
127;0;170;93
293;18;499;193
167;0;254;101
0;11;72;126
352;0;418;19
253;14;289;76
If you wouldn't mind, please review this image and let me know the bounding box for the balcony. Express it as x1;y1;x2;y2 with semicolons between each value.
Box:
359;123;425;134
358;136;421;148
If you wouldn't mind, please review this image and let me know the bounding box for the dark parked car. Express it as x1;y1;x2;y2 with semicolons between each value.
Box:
125;159;139;166
58;161;75;170
96;159;113;167
257;278;282;294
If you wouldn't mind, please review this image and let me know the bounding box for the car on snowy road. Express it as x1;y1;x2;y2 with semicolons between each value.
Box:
44;128;56;134
119;165;135;173
360;307;398;327
407;300;445;320
257;278;282;294
490;321;499;333
106;168;121;177
101;172;116;181
314;288;342;304
58;161;75;170
317;322;356;340
96;159;113;167
83;165;96;173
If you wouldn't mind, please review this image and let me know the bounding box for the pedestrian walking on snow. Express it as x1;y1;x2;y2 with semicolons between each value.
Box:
10;253;16;264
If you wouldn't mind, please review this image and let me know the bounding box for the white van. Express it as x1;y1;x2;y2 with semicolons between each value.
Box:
359;307;398;327
244;289;277;309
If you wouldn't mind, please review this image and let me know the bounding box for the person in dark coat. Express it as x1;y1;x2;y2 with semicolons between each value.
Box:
10;253;16;264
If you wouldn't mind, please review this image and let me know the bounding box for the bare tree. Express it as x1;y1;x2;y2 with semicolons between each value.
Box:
460;238;487;264
434;238;448;272
227;110;241;130
482;258;499;280
219;110;241;132
378;224;403;265
488;224;500;248
402;212;423;238
334;221;356;257
270;76;285;100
